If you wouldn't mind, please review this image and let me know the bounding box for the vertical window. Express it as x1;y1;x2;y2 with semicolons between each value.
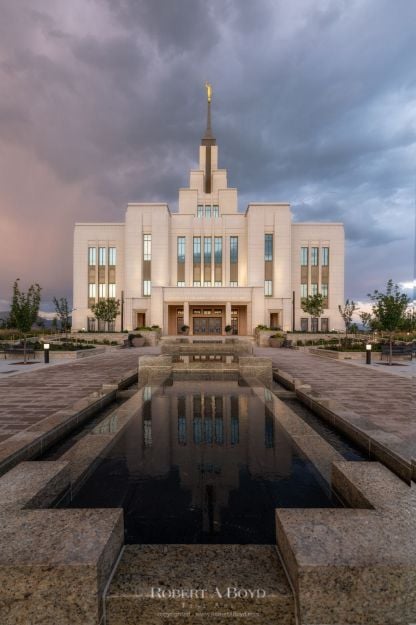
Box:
311;318;319;333
197;205;203;218
214;237;222;264
300;284;308;299
214;236;222;286
321;318;329;333
213;205;219;218
205;205;211;218
143;234;151;261
322;247;329;266
300;247;308;266
204;237;212;286
230;237;238;263
98;247;106;266
193;236;201;286
193;237;201;263
177;236;185;286
177;236;185;263
143;280;151;296
311;247;319;266
230;236;238;285
87;317;96;331
98;283;106;299
264;233;273;296
265;234;273;261
311;283;318;296
88;283;96;298
108;247;116;266
321;283;328;298
204;237;212;264
300;318;309;332
108;283;116;298
88;247;96;266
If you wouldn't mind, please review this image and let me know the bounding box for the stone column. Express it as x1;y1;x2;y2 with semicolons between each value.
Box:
184;302;190;327
226;302;232;327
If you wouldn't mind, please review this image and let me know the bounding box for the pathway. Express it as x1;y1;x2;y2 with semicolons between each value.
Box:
255;347;416;463
0;347;159;444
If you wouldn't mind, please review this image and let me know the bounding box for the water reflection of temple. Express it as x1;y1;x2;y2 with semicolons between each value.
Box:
124;381;292;535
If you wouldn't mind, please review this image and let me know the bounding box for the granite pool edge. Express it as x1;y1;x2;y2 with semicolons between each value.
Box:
0;368;138;477
272;367;413;483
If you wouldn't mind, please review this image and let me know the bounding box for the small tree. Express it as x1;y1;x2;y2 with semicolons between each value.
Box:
402;309;416;333
338;299;358;345
53;297;71;338
301;293;325;331
91;298;120;332
9;279;42;363
359;311;373;332
368;279;410;365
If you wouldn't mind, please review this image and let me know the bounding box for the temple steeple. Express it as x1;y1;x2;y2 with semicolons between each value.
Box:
201;82;216;193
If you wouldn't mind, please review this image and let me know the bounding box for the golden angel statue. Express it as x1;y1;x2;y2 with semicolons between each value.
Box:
205;81;212;103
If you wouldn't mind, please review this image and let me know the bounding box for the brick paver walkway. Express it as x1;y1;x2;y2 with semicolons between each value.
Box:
0;348;157;443
256;347;416;463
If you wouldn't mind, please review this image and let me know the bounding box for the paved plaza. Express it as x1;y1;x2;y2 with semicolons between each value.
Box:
256;347;415;464
0;348;157;444
0;344;414;466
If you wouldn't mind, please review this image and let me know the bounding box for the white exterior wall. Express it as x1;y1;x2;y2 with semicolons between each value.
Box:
291;223;345;331
72;223;124;331
72;136;345;334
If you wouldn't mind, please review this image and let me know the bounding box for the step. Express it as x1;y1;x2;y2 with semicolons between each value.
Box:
105;544;295;625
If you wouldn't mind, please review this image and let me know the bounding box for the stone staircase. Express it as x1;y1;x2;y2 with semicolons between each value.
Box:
105;545;296;625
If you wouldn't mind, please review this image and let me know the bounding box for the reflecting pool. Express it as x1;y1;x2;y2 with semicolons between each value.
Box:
64;381;344;543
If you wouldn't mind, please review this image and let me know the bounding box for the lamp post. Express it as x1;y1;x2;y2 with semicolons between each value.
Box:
366;343;372;365
44;343;50;364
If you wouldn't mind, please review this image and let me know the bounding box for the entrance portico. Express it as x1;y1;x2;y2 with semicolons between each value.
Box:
167;301;248;335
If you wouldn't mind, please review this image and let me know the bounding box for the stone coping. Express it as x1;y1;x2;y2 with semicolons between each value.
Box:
276;460;416;624
59;388;147;493
273;367;413;483
0;461;124;625
161;341;253;355
0;367;138;478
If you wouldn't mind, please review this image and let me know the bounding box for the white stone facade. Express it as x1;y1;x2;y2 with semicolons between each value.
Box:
73;121;344;335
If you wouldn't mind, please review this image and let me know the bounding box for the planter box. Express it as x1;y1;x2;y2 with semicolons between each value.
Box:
308;348;366;361
256;330;276;347
138;330;160;346
33;346;106;360
269;338;284;348
131;337;145;347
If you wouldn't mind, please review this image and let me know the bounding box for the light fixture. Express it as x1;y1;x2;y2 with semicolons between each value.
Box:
44;343;50;364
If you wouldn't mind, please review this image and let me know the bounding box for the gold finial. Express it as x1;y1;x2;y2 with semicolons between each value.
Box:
205;81;212;103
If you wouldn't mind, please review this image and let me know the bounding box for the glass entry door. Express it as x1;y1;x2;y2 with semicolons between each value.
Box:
193;317;222;335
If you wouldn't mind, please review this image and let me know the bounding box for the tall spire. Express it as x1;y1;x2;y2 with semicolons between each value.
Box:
202;81;216;146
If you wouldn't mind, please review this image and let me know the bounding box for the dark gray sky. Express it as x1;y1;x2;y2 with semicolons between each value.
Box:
0;0;415;312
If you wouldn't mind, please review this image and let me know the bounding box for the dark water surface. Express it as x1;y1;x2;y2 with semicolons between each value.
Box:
63;381;346;544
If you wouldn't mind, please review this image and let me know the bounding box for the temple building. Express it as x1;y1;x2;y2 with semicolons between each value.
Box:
72;86;344;335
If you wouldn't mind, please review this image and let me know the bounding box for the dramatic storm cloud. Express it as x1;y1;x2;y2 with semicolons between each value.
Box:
0;0;415;310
